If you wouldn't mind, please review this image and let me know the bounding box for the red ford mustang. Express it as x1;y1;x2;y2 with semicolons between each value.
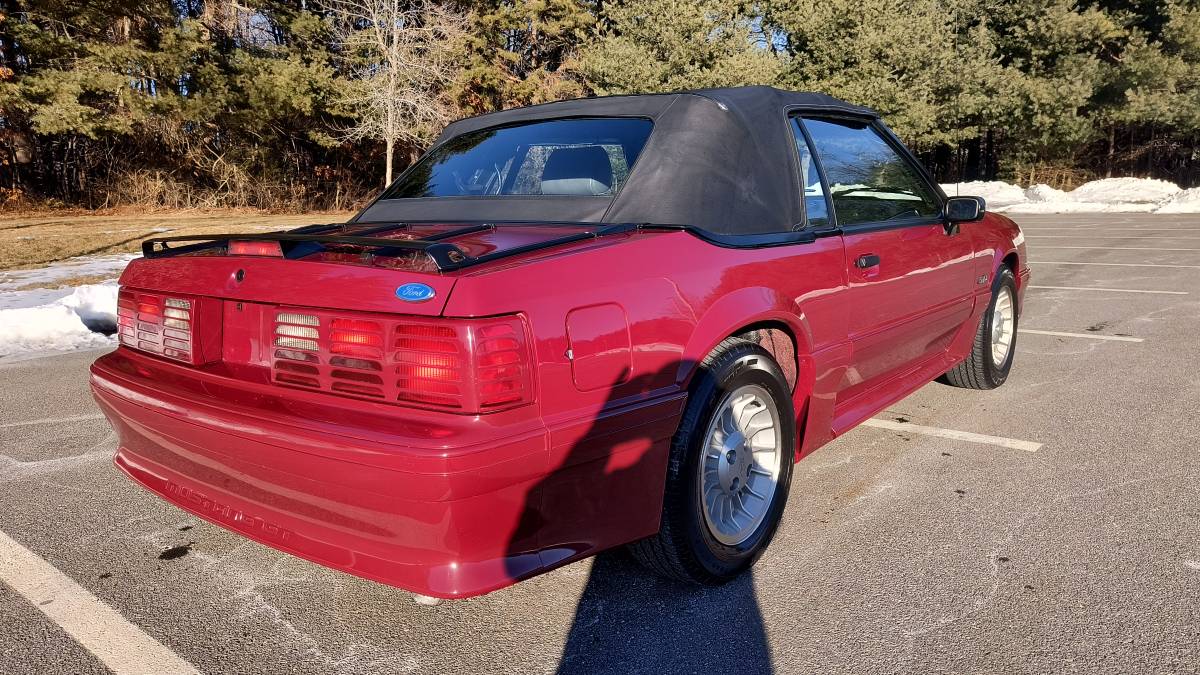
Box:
91;86;1029;598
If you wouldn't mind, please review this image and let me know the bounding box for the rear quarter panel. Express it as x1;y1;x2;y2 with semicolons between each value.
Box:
442;230;849;568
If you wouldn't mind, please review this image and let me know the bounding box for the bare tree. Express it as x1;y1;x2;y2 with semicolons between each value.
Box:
324;0;467;186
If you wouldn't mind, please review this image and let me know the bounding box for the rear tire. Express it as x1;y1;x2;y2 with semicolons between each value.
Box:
942;267;1018;390
628;338;795;585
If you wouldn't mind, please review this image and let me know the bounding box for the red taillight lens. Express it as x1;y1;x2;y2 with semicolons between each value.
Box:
228;240;283;257
472;320;532;409
392;316;532;412
330;318;384;359
269;308;533;413
117;289;219;365
394;323;464;408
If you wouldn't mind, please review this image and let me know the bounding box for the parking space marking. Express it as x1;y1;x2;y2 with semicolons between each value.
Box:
1031;261;1200;269
0;528;201;675
862;418;1042;452
1033;246;1200;251
0;413;106;429
1030;285;1188;295
1019;329;1143;342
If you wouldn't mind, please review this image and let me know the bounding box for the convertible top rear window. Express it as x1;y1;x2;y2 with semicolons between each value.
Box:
382;117;653;200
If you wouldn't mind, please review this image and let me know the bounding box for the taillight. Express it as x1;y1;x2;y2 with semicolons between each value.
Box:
271;309;533;413
117;288;220;365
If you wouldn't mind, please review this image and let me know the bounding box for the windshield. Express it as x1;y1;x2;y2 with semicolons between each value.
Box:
382;118;654;200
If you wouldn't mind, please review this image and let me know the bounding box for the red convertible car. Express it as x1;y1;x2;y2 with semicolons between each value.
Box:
91;87;1028;598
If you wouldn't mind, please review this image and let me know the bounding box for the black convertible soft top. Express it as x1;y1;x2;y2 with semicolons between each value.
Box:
355;86;881;235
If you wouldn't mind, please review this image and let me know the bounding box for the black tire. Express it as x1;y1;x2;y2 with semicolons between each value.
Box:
941;267;1018;390
628;338;795;585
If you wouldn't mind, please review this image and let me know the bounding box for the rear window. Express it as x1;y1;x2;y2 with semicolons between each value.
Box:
382;118;654;199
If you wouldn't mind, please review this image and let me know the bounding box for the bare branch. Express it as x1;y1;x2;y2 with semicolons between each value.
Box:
322;0;467;183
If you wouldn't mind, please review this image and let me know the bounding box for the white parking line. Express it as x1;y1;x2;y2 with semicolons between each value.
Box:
1031;261;1200;269
0;529;201;675
0;413;107;429
1030;285;1188;295
1032;246;1200;251
862;418;1042;452
1019;329;1143;342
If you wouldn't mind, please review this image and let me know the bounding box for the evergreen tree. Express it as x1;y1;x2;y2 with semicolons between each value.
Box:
578;0;784;94
5;0;1200;205
453;0;595;113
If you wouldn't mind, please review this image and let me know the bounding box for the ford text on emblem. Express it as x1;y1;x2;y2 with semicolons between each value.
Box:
396;282;436;302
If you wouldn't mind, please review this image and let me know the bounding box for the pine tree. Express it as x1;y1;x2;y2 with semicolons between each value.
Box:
454;0;595;113
578;0;784;94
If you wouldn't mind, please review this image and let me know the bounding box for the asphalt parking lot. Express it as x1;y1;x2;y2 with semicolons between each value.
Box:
2;212;1199;674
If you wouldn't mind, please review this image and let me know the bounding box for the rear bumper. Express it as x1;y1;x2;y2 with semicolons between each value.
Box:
92;349;685;598
91;352;549;599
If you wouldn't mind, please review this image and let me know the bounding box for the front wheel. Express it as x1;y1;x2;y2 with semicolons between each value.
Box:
628;338;795;585
942;267;1018;389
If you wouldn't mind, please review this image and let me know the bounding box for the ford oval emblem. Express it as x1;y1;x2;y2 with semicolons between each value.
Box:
396;282;436;303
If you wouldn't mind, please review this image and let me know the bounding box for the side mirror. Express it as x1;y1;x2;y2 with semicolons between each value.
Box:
944;195;986;223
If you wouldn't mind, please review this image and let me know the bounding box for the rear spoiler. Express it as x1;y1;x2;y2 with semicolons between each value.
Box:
141;221;654;272
141;220;819;272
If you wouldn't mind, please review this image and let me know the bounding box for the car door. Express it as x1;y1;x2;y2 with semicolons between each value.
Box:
796;116;975;408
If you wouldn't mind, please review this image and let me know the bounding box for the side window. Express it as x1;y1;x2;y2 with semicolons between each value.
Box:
800;117;940;226
790;118;832;228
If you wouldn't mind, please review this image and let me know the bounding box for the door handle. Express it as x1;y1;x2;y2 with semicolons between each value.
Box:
855;254;881;269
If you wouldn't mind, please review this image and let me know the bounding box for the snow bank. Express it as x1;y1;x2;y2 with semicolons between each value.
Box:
0;283;118;359
1024;184;1066;203
939;181;1028;208
1155;187;1200;213
940;177;1200;213
1067;177;1180;204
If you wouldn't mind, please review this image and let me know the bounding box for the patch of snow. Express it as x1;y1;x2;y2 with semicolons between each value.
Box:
0;286;77;310
0;283;119;359
1155;187;1200;213
0;253;137;293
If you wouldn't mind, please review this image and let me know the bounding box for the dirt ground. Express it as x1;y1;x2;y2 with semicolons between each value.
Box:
0;210;351;274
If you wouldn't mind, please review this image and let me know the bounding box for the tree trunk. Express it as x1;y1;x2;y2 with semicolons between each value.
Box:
964;135;981;181
1106;125;1115;178
385;136;394;187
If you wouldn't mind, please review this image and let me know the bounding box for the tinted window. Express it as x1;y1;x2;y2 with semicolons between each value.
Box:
801;118;940;226
382;118;653;199
790;118;832;228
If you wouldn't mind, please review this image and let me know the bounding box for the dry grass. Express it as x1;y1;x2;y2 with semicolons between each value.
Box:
0;209;352;272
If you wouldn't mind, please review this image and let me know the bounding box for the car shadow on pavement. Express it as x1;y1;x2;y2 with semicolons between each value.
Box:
505;364;775;675
555;551;772;675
